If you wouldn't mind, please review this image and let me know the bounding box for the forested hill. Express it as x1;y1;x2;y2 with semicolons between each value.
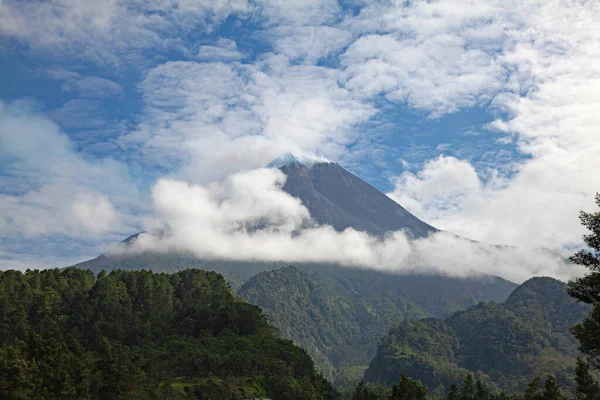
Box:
0;268;337;400
363;277;590;394
238;265;516;385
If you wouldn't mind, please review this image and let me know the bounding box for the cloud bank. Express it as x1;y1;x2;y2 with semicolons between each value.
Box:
117;168;580;284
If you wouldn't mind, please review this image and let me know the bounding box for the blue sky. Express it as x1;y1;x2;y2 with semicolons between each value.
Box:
0;0;599;275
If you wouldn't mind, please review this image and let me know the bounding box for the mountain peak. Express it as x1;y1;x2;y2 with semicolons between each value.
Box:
278;159;438;238
267;153;331;169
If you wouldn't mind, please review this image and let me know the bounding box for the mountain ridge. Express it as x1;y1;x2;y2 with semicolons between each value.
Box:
363;276;590;394
238;264;517;384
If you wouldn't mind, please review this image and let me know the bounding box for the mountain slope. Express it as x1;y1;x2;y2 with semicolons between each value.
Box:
238;265;517;384
279;159;437;238
363;277;590;394
0;268;337;399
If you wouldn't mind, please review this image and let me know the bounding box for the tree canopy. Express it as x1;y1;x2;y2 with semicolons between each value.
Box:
0;268;337;400
568;194;600;369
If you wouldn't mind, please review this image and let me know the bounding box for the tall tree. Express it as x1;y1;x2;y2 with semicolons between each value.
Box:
475;379;490;400
460;374;475;400
524;377;543;400
350;382;382;400
568;193;600;366
389;374;427;400
445;384;460;400
541;376;562;400
575;357;600;400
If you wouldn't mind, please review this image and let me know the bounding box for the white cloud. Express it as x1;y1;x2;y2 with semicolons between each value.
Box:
0;100;140;240
0;0;252;63
72;193;119;234
339;0;512;116
119;167;580;283
389;156;481;217
270;26;352;64
42;69;123;98
0;249;86;271
197;38;244;61
122;57;375;182
387;0;600;253
255;0;340;26
61;76;123;98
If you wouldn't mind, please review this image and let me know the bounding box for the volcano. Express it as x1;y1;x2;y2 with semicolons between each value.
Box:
272;154;436;238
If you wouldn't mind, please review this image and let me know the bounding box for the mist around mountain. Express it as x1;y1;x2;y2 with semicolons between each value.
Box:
238;265;516;385
69;157;439;281
363;277;590;394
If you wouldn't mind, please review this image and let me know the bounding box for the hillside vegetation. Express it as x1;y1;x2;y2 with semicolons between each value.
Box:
363;277;590;394
0;268;337;400
238;265;516;384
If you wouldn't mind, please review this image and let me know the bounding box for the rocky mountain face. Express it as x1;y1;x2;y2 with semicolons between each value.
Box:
278;158;437;238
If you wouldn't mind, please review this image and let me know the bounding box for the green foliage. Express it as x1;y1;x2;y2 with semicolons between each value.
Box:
542;376;564;400
349;382;391;400
574;358;600;400
460;374;475;400
238;265;516;384
446;384;461;400
389;375;428;400
476;379;491;400
345;374;573;400
568;194;600;369
364;277;589;393
524;377;543;400
0;268;337;399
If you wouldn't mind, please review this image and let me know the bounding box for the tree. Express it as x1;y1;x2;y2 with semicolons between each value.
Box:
524;377;543;400
541;375;562;400
475;379;490;400
350;382;383;400
460;374;475;400
445;384;460;400
389;374;428;400
497;391;512;400
568;193;600;366
575;357;600;400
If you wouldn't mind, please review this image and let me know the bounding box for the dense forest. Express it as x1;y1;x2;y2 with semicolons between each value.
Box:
72;247;516;385
341;361;600;400
0;268;337;399
363;277;590;394
238;265;515;384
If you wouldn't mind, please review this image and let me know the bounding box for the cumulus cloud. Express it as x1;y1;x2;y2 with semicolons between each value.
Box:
269;26;352;64
0;100;140;240
339;0;513;116
387;0;600;252
0;0;252;64
389;156;482;217
122;57;375;182
255;0;340;26
341;33;504;116
117;167;580;283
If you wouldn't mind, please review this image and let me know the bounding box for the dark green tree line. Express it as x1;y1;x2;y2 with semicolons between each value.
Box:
0;268;337;400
